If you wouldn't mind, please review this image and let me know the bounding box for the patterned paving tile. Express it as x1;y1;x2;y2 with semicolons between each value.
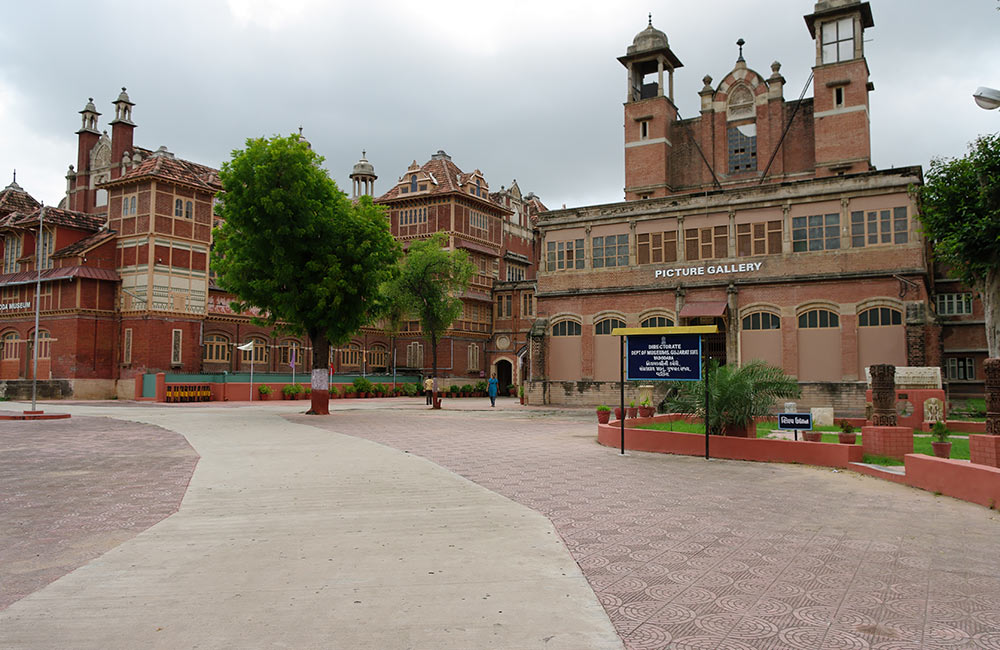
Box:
295;405;1000;650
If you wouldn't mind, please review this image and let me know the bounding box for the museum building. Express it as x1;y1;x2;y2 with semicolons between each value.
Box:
525;0;957;410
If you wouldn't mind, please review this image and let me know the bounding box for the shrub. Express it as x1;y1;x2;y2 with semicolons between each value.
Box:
460;384;473;394
282;384;300;396
258;384;272;395
931;420;950;443
329;385;338;397
449;385;459;394
596;404;611;412
352;377;373;394
402;382;418;396
838;419;855;434
474;380;487;393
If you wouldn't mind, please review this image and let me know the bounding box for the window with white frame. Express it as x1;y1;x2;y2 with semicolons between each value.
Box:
936;293;973;316
406;341;423;368
821;17;854;64
594;317;626;335
467;344;480;371
3;234;21;273
38;228;55;270
551;320;582;336
522;292;534;316
946;357;975;381
641;315;676;328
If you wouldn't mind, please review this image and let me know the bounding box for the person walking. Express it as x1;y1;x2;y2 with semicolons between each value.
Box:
424;376;434;405
487;373;499;408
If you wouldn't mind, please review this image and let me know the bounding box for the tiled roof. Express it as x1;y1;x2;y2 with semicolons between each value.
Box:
52;229;117;259
376;154;505;211
0;183;41;218
0;265;119;287
5;207;105;232
101;152;221;192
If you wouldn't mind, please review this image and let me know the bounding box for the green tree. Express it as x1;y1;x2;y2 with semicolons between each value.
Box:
376;280;410;388
213;134;400;414
663;360;800;435
918;133;1000;357
388;232;474;407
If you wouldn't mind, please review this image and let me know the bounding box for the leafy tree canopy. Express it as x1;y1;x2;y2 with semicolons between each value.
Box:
212;134;400;411
918;132;1000;356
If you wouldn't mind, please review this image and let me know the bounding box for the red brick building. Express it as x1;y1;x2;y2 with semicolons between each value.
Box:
526;1;976;411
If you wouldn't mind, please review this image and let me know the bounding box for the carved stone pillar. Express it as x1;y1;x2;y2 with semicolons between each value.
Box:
986;358;1000;436
870;363;897;426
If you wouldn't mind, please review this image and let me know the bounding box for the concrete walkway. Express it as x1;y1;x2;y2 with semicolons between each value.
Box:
0;402;621;649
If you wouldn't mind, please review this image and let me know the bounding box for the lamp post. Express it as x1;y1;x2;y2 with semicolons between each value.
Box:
973;86;1000;111
31;205;45;412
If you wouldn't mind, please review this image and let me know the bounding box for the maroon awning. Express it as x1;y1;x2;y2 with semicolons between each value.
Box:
679;301;728;318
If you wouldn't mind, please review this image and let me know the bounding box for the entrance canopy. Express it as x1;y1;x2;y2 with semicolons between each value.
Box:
679;301;728;318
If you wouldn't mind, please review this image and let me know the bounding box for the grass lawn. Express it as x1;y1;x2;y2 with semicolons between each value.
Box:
635;420;971;464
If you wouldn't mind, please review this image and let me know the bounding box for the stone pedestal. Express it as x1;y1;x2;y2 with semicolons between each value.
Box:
970;434;1000;468
811;407;834;427
869;364;897;426
861;426;913;461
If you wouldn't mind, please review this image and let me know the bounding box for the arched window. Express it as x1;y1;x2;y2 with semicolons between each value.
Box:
174;199;183;217
34;330;51;359
742;312;781;330
368;343;388;371
1;331;19;361
185;201;193;219
410;175;418;193
798;309;839;329
858;307;902;327
551;320;581;336
594;317;626;335
203;334;231;362
241;337;268;363
279;340;301;365
641;316;675;328
340;342;362;367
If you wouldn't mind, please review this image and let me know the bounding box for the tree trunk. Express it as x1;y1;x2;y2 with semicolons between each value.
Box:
431;333;441;409
308;331;330;415
982;268;1000;358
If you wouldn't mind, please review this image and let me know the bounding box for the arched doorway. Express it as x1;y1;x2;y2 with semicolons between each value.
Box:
495;358;513;393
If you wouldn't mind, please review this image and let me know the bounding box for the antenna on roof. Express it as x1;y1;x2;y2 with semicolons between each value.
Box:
648;12;652;26
12;169;15;183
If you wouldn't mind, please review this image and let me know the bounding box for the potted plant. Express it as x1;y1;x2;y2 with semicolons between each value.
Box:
518;384;525;405
281;384;298;400
837;419;857;445
930;421;952;458
257;384;272;400
663;360;800;437
508;384;517;397
614;406;623;420
449;385;459;398
802;430;823;442
353;377;373;398
596;404;612;424
475;380;487;397
302;385;311;400
329;385;338;399
626;400;638;419
461;384;473;397
639;398;655;418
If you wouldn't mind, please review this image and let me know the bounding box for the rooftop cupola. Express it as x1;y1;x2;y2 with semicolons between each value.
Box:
77;98;101;134
618;14;683;103
349;151;377;199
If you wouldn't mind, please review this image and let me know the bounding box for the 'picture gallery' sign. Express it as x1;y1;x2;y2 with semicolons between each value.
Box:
654;261;763;279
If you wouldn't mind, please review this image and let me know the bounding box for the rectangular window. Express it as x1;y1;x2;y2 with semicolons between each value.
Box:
640;120;649;140
3;234;22;273
406;341;423;368
39;229;55;270
946;357;975;381
937;293;973;316
737;221;782;256
593;234;629;268
851;207;908;247
546;239;584;271
522;292;534;316
821;17;854;64
727;126;757;173
171;329;183;366
470;210;488;231
833;86;845;108
685;227;727;261
637;231;678;265
123;328;132;365
792;214;840;252
468;344;480;372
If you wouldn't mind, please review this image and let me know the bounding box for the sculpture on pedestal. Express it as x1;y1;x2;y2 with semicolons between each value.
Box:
870;363;897;426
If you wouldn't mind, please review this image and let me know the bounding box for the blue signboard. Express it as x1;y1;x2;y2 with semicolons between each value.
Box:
626;333;702;381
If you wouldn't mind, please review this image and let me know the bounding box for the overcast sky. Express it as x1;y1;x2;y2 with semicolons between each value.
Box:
1;1;998;211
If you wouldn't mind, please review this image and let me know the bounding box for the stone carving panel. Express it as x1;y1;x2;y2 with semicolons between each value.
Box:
866;366;941;390
870;364;897;427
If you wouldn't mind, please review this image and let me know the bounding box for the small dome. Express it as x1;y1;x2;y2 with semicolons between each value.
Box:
82;97;97;113
351;151;375;177
628;18;669;55
115;87;133;104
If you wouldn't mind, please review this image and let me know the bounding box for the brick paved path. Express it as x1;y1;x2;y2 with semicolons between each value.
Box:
294;402;1000;650
0;414;199;610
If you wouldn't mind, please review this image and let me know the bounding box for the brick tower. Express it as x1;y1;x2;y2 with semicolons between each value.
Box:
805;0;875;176
619;16;683;200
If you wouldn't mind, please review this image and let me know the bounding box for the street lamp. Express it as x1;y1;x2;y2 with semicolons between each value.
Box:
973;86;1000;111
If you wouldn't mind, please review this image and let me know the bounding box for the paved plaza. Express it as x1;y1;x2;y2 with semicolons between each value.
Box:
2;398;1000;649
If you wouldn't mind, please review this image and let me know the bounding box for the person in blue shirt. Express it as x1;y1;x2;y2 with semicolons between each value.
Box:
487;373;499;407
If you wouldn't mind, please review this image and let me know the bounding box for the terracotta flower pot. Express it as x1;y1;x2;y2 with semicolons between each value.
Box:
626;407;638;419
838;432;857;445
614;407;623;420
639;406;655;418
597;409;611;424
802;431;823;442
931;441;952;458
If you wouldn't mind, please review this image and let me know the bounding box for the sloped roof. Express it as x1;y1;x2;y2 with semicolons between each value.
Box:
100;150;221;192
4;207;105;232
375;153;505;211
0;181;41;218
52;229;117;259
0;265;119;287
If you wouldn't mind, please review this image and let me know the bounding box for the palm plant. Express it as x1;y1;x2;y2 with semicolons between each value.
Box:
662;360;800;435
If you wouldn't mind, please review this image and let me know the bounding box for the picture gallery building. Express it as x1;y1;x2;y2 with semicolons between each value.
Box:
525;0;970;409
